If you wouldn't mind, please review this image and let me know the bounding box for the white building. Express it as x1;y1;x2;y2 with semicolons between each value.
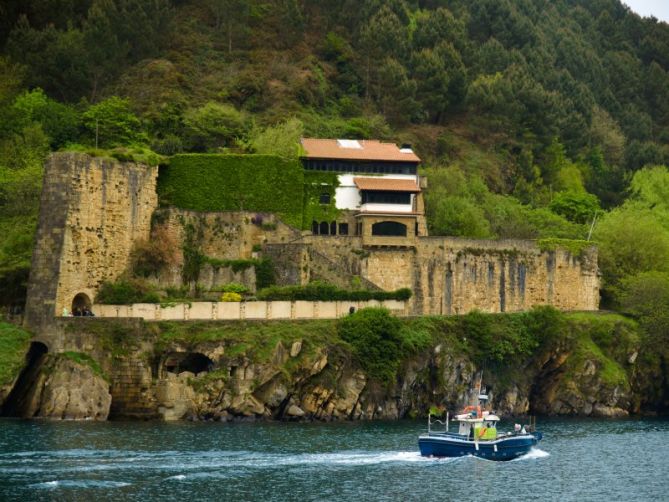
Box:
300;138;425;242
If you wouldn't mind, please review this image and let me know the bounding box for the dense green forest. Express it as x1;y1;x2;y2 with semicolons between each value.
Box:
1;0;669;341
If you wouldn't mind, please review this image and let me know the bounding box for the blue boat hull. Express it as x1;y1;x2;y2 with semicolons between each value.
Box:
419;432;541;461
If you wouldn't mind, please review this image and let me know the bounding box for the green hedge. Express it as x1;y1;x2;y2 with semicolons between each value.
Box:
157;154;306;228
537;238;593;257
256;283;412;301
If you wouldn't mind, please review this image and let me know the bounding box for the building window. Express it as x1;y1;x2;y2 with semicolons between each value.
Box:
339;223;349;235
372;221;407;237
361;191;411;204
319;193;331;204
330;221;337;235
319;221;330;235
312;221;319;234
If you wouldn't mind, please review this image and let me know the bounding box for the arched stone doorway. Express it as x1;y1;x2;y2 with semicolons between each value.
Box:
71;293;92;316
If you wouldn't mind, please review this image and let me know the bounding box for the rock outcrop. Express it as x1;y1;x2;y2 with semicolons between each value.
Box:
130;337;635;421
3;316;663;422
13;355;111;420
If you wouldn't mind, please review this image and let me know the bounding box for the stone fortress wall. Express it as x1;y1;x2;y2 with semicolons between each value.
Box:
25;153;599;330
301;235;599;314
25;153;158;327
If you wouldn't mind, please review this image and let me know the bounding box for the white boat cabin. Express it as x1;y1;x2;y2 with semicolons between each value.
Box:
455;410;500;440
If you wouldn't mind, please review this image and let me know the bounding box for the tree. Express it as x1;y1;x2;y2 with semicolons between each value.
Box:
620;271;669;342
183;102;249;151
375;58;417;125
628;165;669;212
11;88;80;148
205;0;251;53
337;307;404;382
83;0;128;102
594;207;669;288
245;118;304;158
82;96;145;148
429;196;491;238
6;16;90;101
412;7;465;52
589;106;625;167
411;49;450;123
358;5;409;100
549;192;600;224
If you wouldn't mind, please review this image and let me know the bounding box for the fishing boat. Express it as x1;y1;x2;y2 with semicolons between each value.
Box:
418;392;543;461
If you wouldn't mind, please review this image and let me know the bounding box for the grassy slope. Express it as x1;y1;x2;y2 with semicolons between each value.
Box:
0;322;31;386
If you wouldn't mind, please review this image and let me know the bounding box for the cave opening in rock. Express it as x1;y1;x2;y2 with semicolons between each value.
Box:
1;341;48;417
163;352;214;375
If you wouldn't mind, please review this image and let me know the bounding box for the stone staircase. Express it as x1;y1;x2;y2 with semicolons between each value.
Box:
307;247;381;290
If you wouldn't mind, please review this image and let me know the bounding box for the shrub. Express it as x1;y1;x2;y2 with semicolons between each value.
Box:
219;283;249;294
220;292;242;302
95;279;160;304
337;308;403;383
131;225;179;277
459;306;562;366
254;258;275;290
256;282;411;301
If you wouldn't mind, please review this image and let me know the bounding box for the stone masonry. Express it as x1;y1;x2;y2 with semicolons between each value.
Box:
26;153;599;333
25;153;158;328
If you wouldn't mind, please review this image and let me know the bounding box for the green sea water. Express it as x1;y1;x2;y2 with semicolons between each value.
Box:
0;417;667;501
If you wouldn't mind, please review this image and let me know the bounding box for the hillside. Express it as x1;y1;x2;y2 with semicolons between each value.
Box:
1;0;669;327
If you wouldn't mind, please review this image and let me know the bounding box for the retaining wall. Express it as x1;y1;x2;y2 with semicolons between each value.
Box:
92;300;408;321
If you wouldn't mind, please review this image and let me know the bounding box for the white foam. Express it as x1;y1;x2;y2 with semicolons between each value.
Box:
514;448;550;460
31;479;131;489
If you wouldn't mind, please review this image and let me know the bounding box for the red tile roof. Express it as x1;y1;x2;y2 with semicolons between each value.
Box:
353;177;421;192
301;138;421;162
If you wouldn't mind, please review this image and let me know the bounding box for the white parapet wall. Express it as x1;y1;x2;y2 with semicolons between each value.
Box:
92;300;408;321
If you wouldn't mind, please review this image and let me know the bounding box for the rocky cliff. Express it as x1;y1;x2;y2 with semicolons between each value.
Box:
2;310;665;422
2;352;110;420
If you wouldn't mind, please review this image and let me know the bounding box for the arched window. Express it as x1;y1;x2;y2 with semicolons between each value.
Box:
319;221;330;235
312;221;319;234
330;221;337;235
371;221;407;237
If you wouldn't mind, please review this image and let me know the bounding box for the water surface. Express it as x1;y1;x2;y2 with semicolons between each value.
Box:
0;417;667;501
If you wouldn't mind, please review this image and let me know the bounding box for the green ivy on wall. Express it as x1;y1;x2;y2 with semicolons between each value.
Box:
302;171;340;228
158;154;306;228
157;154;343;230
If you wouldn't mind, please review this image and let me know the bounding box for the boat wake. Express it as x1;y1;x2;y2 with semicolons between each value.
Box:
30;480;131;489
513;448;550;461
4;449;445;481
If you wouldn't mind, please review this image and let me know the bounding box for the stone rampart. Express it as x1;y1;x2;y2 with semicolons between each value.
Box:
298;235;599;314
25;153;158;328
25;154;599;331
